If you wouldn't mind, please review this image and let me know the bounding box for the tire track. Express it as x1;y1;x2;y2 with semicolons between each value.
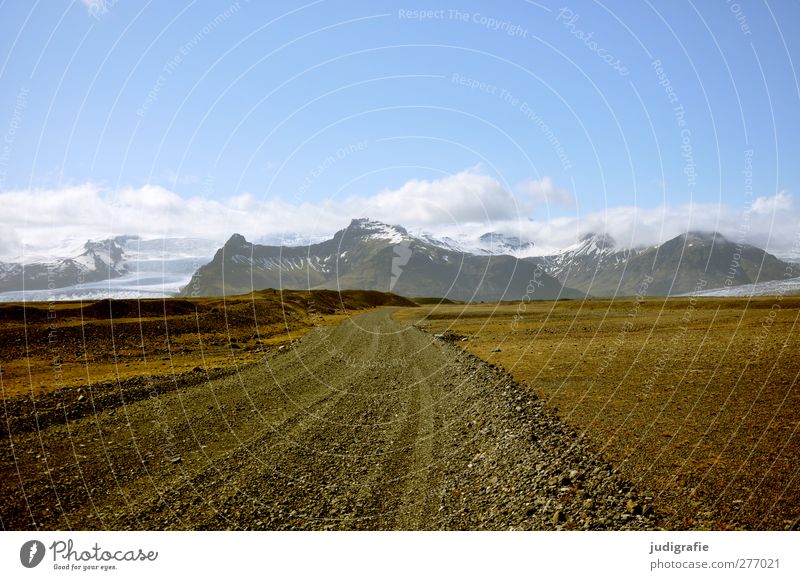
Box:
2;309;662;530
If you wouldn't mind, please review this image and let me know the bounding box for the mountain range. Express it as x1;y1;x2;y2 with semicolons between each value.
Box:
181;220;797;300
1;219;797;301
0;237;219;301
0;237;129;293
534;230;796;297
180;219;576;301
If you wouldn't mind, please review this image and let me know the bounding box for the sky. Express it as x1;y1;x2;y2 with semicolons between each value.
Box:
1;0;799;258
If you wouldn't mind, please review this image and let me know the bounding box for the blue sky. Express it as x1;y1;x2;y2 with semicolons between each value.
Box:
1;0;799;255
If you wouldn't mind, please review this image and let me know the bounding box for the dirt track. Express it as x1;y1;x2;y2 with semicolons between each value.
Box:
1;309;660;530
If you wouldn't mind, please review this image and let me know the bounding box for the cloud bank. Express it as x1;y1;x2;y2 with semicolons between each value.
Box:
1;169;797;260
516;177;574;207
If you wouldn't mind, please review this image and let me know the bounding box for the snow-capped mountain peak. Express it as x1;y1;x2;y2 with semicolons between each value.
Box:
477;231;536;256
343;218;410;244
0;236;220;301
77;237;129;271
415;233;463;252
540;232;626;281
405;228;538;258
560;232;617;257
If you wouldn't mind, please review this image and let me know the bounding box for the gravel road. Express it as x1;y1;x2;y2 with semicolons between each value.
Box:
1;309;660;530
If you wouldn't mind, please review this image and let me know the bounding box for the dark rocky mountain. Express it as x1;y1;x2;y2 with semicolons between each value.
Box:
7;225;791;301
537;231;794;296
0;237;129;293
181;218;582;301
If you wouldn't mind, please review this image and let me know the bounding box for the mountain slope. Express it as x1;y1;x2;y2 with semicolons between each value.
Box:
540;231;794;296
0;237;221;300
0;238;129;293
181;218;581;301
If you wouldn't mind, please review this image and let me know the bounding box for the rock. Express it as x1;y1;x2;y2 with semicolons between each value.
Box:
626;500;643;515
553;510;566;525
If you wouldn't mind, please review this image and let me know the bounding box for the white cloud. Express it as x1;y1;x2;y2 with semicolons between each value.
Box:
1;172;798;261
516;177;574;207
115;185;184;211
490;199;800;258
0;227;21;257
343;168;518;225
751;190;792;215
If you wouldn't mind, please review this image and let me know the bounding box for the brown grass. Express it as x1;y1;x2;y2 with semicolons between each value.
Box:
394;296;800;530
0;289;413;399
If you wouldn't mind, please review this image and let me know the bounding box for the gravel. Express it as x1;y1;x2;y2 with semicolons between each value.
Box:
0;309;662;530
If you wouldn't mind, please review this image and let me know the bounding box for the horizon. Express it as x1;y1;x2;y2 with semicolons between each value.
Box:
3;215;797;263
